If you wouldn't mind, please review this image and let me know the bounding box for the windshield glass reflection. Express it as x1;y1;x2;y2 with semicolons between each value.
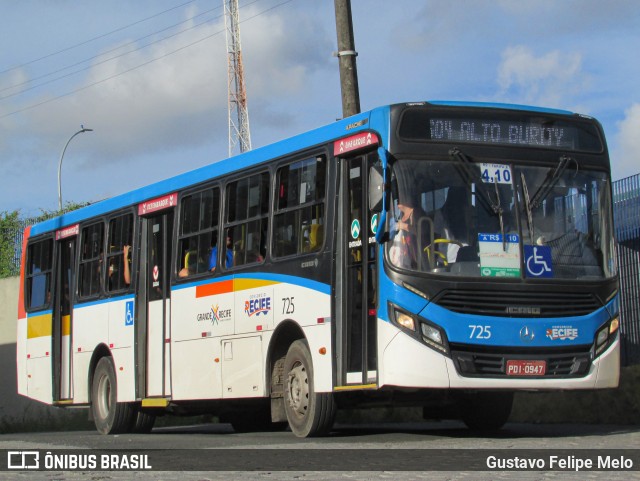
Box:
386;158;615;280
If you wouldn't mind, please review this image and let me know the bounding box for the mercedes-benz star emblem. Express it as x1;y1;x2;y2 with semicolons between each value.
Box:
520;326;535;342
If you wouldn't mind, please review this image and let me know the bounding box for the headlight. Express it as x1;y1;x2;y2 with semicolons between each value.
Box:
594;317;619;358
420;322;448;354
389;303;449;355
395;311;416;331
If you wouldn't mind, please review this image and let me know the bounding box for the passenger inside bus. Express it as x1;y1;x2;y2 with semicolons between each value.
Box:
433;186;471;264
107;245;132;289
389;195;431;270
209;234;233;271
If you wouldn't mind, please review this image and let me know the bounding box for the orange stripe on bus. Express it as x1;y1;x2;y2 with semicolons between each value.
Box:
196;280;234;298
195;278;280;298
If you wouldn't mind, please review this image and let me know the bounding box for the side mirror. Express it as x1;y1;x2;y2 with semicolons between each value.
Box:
368;163;384;213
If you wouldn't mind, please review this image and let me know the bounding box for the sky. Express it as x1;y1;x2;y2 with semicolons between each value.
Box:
1;0;639;217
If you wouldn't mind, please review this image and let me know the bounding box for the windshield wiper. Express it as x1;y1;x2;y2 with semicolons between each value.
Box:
520;172;534;243
449;147;506;250
528;155;574;210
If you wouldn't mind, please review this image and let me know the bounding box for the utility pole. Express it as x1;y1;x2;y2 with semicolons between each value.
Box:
224;0;251;156
334;0;361;118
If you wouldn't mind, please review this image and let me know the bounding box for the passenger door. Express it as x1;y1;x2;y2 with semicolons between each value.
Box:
136;194;176;399
336;150;379;387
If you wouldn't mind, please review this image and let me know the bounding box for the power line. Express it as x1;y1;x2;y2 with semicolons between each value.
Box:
0;0;265;100
0;7;222;100
0;0;198;76
0;0;296;120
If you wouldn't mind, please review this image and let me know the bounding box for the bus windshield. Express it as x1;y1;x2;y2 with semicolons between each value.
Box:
387;157;615;280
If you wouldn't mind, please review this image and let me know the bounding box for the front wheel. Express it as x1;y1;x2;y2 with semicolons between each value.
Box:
91;356;134;434
460;391;513;431
283;340;336;437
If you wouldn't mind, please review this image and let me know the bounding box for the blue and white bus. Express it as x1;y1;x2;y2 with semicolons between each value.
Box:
17;101;619;437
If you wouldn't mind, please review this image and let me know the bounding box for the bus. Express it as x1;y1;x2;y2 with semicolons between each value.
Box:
17;101;619;437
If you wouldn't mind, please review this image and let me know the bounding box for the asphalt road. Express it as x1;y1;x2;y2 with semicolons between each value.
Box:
1;421;639;480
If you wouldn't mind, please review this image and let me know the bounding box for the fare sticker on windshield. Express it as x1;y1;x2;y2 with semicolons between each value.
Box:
478;233;521;277
479;163;512;184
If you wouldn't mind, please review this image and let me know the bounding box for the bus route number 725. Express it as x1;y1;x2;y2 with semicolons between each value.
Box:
469;324;491;339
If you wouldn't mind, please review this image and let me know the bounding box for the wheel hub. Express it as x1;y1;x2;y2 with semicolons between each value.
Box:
287;362;309;416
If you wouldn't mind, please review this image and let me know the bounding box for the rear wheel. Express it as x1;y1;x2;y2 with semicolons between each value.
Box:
460;391;513;431
130;409;156;434
283;340;336;437
91;356;134;434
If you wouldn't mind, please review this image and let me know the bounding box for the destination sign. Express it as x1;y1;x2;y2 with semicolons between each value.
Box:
398;109;603;152
428;118;573;148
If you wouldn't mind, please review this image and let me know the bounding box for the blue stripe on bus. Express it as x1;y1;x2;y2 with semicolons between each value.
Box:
27;309;53;317
172;273;330;295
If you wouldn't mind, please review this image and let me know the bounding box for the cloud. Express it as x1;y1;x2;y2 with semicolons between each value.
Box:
612;103;640;180
496;45;585;108
0;3;334;170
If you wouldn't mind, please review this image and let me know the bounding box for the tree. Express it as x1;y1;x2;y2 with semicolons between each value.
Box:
0;211;21;277
0;201;90;279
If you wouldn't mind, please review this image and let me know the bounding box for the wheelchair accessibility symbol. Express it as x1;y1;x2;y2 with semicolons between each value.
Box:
125;300;135;326
524;245;553;278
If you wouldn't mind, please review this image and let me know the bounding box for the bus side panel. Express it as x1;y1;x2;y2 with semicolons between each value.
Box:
171;337;222;400
377;319;450;389
170;283;229;401
301;323;333;393
107;297;136;402
110;347;135;402
73;303;109;404
24;312;54;403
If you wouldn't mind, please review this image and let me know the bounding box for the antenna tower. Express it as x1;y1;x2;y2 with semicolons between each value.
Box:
224;0;252;156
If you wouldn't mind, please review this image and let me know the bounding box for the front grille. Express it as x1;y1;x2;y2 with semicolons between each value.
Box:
450;344;592;378
435;289;601;317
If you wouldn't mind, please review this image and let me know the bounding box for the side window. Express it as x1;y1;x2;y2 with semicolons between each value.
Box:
106;214;133;292
225;172;269;267
177;187;220;277
26;238;53;310
273;155;326;257
78;223;104;298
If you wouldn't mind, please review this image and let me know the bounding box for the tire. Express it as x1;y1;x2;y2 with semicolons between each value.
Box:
91;356;134;434
460;391;513;431
283;340;336;437
130;409;156;434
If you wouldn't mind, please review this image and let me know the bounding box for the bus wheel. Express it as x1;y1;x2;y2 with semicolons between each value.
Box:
283;340;336;437
460;391;513;431
91;356;134;434
130;409;156;434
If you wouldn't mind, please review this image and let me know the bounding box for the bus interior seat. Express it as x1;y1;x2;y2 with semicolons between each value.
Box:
309;224;323;251
184;250;197;270
302;224;323;252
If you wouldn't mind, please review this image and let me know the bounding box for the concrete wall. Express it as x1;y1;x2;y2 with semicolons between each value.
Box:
0;276;84;431
0;276;25;421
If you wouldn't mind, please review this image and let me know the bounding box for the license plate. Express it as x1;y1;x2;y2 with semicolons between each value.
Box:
506;360;546;376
